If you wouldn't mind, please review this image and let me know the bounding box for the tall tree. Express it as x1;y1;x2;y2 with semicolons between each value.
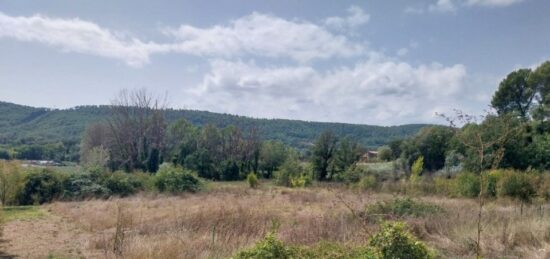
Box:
259;140;287;178
311;130;338;181
530;61;550;125
491;69;536;118
107;89;166;172
332;137;362;175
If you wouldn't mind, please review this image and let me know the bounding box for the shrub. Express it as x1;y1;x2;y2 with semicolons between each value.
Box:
366;197;443;219
294;242;377;259
0;161;26;205
233;232;293;259
104;171;147;197
18;169;64;205
274;156;305;187
62;173;110;200
233;232;377;259
0;149;10;160
289;174;312;188
455;172;480;198
338;165;365;184
369;221;433;259
433;177;454;196
247;173;259;188
356;175;378;191
410;156;424;183
498;172;537;208
154;164;202;193
485;170;503;198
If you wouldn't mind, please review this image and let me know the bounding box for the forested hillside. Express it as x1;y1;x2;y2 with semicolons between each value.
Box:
0;101;427;161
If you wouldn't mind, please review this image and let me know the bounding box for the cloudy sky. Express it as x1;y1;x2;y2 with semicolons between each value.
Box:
1;0;549;125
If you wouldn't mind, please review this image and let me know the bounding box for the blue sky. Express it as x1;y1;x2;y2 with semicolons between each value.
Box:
1;0;549;125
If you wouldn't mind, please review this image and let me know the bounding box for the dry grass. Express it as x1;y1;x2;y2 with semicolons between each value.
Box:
41;182;550;258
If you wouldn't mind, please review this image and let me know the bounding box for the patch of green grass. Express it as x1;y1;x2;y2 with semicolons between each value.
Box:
2;206;48;222
366;197;444;219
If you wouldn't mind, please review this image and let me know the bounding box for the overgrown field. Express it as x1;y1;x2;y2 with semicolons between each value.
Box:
0;182;546;258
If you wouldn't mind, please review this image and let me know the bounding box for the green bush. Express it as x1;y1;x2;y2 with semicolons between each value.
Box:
274;156;306;187
233;232;377;259
18;169;65;205
233;232;293;259
485;170;503;197
357;175;378;191
247;173;259;188
498;172;537;204
455;172;480;198
62;173;110;200
289;174;312;188
154;164;202;193
338;165;365;184
366;197;443;219
104;171;147;197
369;221;433;259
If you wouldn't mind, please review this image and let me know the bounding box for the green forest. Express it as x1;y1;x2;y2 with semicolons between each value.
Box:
0;101;426;162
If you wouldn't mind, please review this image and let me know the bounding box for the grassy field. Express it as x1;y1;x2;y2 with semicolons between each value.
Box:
0;182;547;258
2;206;47;222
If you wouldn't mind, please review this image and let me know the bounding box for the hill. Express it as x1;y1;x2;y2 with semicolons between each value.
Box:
0;101;428;158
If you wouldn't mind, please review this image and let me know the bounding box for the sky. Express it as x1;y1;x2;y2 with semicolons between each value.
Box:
1;0;549;125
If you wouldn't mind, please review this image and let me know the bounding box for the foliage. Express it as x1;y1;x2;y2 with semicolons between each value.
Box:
454;172;480;198
331;137;362;178
62;172;110;200
410;156;424;183
400;126;454;172
337;165;366;184
311;130;338;181
0;160;26;205
357;175;378;191
0;101;426;163
232;232;294;259
377;146;393;162
259;140;288;178
18;169;65;205
104;171;148;197
274;153;307;187
247;172;259;189
234;223;433;259
153;164;202;193
366;198;443;219
369;221;433;259
491;68;537;118
497;172;537;204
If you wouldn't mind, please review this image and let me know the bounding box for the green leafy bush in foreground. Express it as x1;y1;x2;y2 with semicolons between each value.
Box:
369;221;433;259
233;221;432;259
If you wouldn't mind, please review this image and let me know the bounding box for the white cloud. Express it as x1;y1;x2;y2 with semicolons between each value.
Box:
0;12;162;67
324;5;370;31
0;10;364;66
429;0;457;13
407;0;523;14
465;0;524;7
164;12;364;63
182;59;468;125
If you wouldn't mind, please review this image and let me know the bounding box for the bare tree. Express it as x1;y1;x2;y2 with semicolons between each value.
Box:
108;89;167;172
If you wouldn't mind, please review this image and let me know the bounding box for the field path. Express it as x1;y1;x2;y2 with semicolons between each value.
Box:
1;211;96;258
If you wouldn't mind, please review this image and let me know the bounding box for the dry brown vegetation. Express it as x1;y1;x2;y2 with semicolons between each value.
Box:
2;182;550;258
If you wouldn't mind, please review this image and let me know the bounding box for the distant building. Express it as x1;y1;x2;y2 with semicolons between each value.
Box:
360;151;378;163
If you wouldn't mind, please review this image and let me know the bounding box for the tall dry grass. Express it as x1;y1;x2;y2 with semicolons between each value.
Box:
47;183;550;258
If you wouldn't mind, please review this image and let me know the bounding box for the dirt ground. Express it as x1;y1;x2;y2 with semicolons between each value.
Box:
1;212;98;258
